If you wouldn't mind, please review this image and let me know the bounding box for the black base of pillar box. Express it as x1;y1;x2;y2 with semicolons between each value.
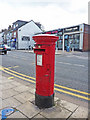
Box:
35;93;54;109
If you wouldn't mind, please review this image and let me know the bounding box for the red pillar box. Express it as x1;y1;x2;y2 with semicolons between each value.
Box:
33;34;59;108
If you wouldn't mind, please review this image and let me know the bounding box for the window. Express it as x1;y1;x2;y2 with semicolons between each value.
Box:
64;35;68;39
59;36;63;39
75;34;80;40
16;24;18;27
22;36;30;41
13;25;16;29
69;34;80;49
14;32;16;37
58;32;63;35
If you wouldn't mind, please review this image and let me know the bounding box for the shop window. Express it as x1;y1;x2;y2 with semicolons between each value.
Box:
58;32;63;35
75;34;80;39
59;36;63;39
61;36;63;39
67;34;80;50
64;35;68;39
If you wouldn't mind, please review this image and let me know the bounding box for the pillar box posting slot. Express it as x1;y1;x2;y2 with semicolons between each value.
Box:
33;34;59;108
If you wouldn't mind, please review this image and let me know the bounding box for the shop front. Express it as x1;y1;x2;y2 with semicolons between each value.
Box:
57;24;84;51
57;34;80;51
64;33;80;51
42;23;90;51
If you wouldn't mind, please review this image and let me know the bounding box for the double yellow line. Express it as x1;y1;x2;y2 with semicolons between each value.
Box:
1;67;35;84
0;66;90;101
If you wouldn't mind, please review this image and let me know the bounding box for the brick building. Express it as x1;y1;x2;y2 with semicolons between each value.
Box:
83;24;90;51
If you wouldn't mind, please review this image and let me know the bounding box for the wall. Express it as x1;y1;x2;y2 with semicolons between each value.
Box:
83;24;90;51
18;20;42;49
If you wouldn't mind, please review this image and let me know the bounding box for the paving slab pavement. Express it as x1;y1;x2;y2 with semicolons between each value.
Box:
16;101;41;118
57;100;78;112
7;111;28;119
2;97;22;109
2;88;19;100
0;74;89;119
13;91;35;104
13;85;31;93
69;106;88;119
40;105;72;119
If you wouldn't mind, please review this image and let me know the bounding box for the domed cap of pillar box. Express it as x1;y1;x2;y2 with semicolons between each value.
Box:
33;34;59;44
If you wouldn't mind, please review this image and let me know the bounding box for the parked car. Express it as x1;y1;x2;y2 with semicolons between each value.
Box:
4;44;11;51
0;44;7;54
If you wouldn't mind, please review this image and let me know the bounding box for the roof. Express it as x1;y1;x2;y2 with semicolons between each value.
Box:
12;20;28;24
28;20;43;30
17;20;43;31
12;20;29;31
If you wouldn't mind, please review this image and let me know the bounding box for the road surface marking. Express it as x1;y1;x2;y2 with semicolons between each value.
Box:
13;66;19;68
2;69;35;84
57;61;85;67
2;68;90;100
4;67;35;80
8;77;14;79
55;84;89;95
54;88;90;100
2;66;89;95
67;55;88;59
7;66;19;69
7;67;12;69
1;66;90;101
0;66;3;70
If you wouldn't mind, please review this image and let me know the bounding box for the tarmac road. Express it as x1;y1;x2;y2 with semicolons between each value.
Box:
0;50;89;102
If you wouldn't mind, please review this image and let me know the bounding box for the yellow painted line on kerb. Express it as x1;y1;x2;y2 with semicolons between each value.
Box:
2;69;35;84
1;66;90;100
7;67;12;69
54;84;90;96
4;67;35;80
7;66;19;69
13;66;19;68
2;66;90;96
54;88;90;101
3;68;90;100
8;77;14;79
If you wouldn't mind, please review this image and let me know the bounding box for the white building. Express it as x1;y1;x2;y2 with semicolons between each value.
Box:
17;20;42;49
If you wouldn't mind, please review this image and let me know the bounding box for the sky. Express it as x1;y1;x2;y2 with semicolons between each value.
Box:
0;0;89;31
